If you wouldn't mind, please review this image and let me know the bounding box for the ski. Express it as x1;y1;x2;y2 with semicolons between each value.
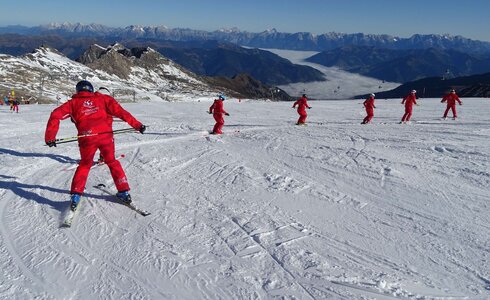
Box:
61;200;82;227
94;184;151;217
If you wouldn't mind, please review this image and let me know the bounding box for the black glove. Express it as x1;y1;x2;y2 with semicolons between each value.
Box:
46;140;56;147
208;111;212;114
225;113;230;116
139;125;146;134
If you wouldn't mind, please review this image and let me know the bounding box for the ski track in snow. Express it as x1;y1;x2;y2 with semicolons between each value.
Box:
0;98;489;299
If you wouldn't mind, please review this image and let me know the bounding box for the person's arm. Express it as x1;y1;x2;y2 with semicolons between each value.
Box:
105;96;143;131
45;101;72;144
306;101;312;109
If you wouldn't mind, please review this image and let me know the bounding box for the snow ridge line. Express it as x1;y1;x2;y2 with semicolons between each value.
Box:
0;189;58;296
199;195;316;299
228;216;317;300
62;224;166;298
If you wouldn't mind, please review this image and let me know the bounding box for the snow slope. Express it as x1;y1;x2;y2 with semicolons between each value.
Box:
264;48;401;99
0;98;488;299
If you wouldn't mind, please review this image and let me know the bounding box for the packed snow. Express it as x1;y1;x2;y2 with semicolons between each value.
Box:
0;97;489;299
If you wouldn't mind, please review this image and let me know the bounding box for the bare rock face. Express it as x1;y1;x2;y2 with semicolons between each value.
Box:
77;43;290;100
78;43;134;79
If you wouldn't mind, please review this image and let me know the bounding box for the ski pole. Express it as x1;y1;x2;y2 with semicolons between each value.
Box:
54;128;138;144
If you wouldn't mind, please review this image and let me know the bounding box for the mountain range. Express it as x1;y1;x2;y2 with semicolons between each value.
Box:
363;72;490;99
307;46;490;83
2;23;490;53
0;34;325;87
2;23;490;99
0;44;292;103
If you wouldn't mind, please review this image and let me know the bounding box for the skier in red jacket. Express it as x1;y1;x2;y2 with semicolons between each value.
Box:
361;93;376;124
45;80;146;211
400;90;418;123
208;94;229;134
441;89;462;119
292;94;311;125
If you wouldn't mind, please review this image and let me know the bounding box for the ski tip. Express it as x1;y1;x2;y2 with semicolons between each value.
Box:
141;212;151;217
96;183;106;188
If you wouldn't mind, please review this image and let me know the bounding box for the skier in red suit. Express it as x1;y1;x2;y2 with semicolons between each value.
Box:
45;80;146;211
292;94;311;125
441;89;462;119
362;93;376;124
209;94;229;134
400;90;418;123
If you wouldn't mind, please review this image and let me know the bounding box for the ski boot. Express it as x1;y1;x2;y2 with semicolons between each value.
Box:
70;193;82;211
116;190;132;205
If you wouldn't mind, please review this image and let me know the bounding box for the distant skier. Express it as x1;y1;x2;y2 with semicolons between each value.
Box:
400;90;418;123
441;89;462;119
12;99;19;113
208;94;229;134
45;80;146;211
292;94;311;125
361;93;376;124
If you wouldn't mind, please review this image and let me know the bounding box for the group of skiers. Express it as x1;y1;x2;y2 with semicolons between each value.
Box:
2;95;20;113
362;89;462;124
209;89;462;131
44;80;464;215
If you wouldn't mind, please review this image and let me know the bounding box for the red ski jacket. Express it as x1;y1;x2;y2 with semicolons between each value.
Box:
293;96;311;112
402;93;417;107
441;93;462;106
363;96;375;110
209;99;228;114
45;91;142;142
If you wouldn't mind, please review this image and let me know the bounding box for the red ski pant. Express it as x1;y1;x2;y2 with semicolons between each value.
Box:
443;105;457;118
363;108;374;124
297;110;307;124
71;136;129;194
212;113;225;134
401;105;413;122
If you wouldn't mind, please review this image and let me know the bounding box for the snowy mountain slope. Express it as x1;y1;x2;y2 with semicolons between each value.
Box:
264;48;401;99
0;98;489;299
0;46;217;104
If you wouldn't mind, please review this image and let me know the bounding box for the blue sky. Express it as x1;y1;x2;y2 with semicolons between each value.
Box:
2;0;490;41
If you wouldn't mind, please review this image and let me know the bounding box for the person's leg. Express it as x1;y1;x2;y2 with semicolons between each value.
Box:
298;112;307;123
99;139;130;192
405;106;413;121
451;105;457;118
71;142;98;194
214;114;224;134
443;105;451;118
366;109;374;123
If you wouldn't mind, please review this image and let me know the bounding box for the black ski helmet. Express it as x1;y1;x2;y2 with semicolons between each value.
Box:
76;80;94;93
